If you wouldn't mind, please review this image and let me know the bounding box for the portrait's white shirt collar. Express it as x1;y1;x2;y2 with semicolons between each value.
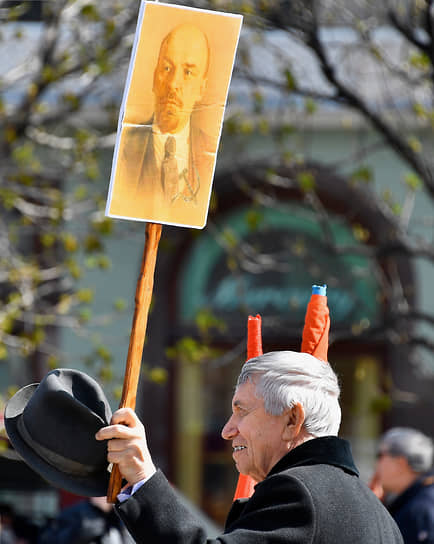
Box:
152;120;190;176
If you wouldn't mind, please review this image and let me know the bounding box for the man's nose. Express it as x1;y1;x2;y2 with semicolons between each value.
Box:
221;415;238;441
169;66;183;90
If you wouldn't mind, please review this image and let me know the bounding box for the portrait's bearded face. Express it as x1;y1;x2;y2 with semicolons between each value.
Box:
153;24;209;134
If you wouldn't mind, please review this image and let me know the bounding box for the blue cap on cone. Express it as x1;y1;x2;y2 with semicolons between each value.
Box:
312;284;327;296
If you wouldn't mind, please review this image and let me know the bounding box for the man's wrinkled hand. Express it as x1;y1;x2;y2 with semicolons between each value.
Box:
96;408;155;486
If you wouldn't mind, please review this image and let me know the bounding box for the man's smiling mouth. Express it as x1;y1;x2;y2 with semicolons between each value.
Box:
233;446;246;452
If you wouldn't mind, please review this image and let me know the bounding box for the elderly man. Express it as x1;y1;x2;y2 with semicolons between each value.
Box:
97;351;403;543
371;427;434;543
110;23;215;226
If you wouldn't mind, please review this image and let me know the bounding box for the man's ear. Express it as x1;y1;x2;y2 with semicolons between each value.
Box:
282;402;305;441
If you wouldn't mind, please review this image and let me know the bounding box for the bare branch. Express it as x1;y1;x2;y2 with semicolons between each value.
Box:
388;8;430;53
305;11;434;198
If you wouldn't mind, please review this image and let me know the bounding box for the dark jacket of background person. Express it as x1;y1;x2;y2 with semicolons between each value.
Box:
0;502;40;544
116;436;404;544
388;474;434;544
371;427;434;543
38;499;133;544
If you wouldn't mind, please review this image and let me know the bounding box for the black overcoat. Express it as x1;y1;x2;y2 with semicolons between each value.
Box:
116;436;403;543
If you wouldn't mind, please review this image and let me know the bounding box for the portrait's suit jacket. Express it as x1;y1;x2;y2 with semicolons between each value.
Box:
109;117;215;227
116;437;404;543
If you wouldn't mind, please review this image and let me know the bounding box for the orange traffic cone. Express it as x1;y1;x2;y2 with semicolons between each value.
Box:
233;315;262;500
301;284;330;362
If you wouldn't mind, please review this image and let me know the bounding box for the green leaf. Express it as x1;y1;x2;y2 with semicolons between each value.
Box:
92;217;113;235
252;90;264;114
227;255;238;272
11;142;35;165
42;65;56;83
104;19;116;39
304;98;317;115
47;355;60;370
412;102;428;119
85;159;100;180
409;52;430;71
57;295;73;315
407;136;422;153
80;4;100;21
78;308;92;323
222;229;238;249
195;309;226;336
62;92;80;110
404;172;422;191
245;209;264;231
85;256;98;269
31;328;45;346
97;255;111;269
284;69;296;91
96;345;112;363
0;344;8;360
40;233;56;248
84;234;102;252
62;233;79;252
0;314;16;334
66;258;82;279
352;223;370;242
296;171;316;192
391;203;402;216
74;185;88;200
350;165;373;184
149;367;168;384
99;365;113;381
113;298;127;312
76;288;94;304
258;119;269;134
370;394;392;413
166;337;213;365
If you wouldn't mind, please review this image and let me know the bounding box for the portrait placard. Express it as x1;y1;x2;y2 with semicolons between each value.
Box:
105;1;243;229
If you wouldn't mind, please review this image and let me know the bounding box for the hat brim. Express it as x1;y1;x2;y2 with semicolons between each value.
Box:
5;383;110;497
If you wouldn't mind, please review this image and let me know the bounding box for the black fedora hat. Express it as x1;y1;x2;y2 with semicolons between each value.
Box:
4;368;112;497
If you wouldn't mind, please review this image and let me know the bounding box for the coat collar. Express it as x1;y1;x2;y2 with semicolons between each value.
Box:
267;436;359;478
225;436;359;531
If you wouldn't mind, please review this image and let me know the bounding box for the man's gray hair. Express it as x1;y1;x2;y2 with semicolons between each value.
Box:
237;351;341;437
380;427;434;473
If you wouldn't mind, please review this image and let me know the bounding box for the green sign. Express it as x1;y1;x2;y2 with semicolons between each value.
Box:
179;204;379;332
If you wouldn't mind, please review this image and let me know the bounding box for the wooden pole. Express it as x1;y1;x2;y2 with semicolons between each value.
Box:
107;222;162;503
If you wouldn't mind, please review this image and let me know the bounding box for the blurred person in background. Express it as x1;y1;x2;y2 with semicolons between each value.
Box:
37;496;134;544
371;427;434;543
0;503;17;544
0;502;39;544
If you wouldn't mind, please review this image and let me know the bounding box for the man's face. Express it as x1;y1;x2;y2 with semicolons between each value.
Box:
221;380;290;482
375;450;407;495
153;24;208;134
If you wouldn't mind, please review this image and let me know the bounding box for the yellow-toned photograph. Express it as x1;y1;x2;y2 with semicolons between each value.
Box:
106;2;243;228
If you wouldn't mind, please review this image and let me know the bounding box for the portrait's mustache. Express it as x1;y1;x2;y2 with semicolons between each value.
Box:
161;92;183;108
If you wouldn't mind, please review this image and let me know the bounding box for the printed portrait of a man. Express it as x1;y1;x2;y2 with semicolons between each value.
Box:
106;3;242;229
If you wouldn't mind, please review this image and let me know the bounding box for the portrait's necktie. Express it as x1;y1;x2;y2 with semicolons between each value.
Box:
161;136;179;203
